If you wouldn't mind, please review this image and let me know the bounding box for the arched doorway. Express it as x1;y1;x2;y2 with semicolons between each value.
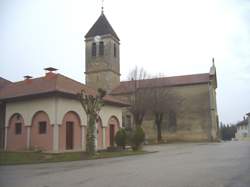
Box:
106;116;120;147
7;113;26;151
60;111;81;151
31;111;52;151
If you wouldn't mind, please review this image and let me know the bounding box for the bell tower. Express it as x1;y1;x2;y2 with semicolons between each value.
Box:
85;12;120;92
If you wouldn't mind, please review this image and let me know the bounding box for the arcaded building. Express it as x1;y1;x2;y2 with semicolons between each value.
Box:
0;71;127;152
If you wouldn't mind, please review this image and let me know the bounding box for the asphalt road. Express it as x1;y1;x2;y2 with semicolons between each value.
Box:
0;141;249;187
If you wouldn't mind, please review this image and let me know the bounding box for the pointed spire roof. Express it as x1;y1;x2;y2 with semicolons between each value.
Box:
85;13;119;41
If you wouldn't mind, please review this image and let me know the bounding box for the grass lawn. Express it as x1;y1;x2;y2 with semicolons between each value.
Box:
0;150;150;165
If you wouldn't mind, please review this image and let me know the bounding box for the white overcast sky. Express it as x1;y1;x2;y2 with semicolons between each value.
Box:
0;0;250;124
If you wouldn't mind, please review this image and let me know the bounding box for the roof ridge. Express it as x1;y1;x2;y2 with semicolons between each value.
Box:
120;73;210;83
4;75;47;85
57;73;84;87
0;77;12;83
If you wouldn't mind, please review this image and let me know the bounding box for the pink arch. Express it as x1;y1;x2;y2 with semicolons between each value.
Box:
106;116;120;147
59;111;82;151
30;111;52;151
7;113;27;151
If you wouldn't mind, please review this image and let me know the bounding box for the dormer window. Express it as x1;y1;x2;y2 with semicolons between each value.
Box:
92;42;96;57
99;41;104;56
114;43;117;57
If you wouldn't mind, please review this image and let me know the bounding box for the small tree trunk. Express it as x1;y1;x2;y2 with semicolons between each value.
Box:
155;113;163;143
156;122;162;143
86;114;96;156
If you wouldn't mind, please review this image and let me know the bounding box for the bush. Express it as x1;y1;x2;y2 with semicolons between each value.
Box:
115;128;127;149
124;127;133;146
131;127;145;151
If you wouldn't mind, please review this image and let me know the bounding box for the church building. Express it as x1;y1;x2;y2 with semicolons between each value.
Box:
83;12;219;142
0;11;219;152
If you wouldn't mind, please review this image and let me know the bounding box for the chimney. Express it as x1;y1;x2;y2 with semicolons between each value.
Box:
44;67;58;79
24;75;32;84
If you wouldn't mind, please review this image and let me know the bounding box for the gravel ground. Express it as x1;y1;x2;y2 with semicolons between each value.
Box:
0;141;249;187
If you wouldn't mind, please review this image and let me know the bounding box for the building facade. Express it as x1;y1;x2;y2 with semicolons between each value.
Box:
235;113;250;140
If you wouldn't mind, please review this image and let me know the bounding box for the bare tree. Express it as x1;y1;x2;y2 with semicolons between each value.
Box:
149;77;181;143
79;88;106;156
127;68;182;143
128;67;151;127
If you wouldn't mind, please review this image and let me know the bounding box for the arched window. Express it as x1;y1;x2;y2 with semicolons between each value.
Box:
99;41;104;56
92;42;96;57
114;43;117;57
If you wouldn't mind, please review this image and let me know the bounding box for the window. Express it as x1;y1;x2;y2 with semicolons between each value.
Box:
39;121;47;134
92;42;96;57
126;115;132;129
15;123;22;135
99;41;104;56
114;43;117;57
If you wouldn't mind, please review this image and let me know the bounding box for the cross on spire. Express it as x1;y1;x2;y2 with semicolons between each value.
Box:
101;0;104;14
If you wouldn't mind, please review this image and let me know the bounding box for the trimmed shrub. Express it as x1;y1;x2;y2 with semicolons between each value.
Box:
131;127;145;151
115;128;127;149
124;127;133;146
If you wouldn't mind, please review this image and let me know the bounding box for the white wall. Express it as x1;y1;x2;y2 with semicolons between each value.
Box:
5;96;123;127
5;97;56;127
57;97;123;127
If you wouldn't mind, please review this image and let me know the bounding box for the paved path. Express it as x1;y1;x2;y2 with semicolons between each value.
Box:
0;141;249;187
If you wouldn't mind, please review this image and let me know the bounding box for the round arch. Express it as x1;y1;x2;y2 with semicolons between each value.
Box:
7;113;26;151
59;111;82;151
30;111;52;151
106;116;120;147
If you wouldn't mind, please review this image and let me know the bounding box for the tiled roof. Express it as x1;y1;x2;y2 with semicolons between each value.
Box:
0;73;128;106
236;119;248;127
0;77;12;90
85;13;119;40
111;73;211;95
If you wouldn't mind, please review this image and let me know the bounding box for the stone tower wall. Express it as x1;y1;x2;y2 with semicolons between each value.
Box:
85;35;120;92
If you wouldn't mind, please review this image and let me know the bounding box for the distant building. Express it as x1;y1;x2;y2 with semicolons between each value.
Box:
248;113;250;136
235;113;250;140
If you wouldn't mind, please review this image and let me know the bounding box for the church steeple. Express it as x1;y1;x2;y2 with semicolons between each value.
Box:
84;13;120;92
85;13;119;41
